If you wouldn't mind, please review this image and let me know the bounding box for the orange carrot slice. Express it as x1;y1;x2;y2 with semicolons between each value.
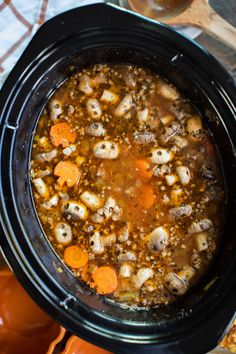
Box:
134;159;152;179
50;122;76;147
92;266;118;294
64;246;89;269
54;161;80;187
137;184;155;209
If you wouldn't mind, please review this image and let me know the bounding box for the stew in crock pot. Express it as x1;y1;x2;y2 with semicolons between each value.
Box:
30;64;224;307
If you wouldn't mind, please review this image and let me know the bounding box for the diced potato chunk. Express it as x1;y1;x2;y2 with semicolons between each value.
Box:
112;204;123;221
160;113;175;125
124;71;136;88
169;204;192;219
91;197;116;223
79;75;93;95
37;168;52;178
119;263;133;278
101;233;116;247
118;251;136;262
35;149;57;163
165;174;178;186
80;191;103;210
91;72;107;86
100;89;119;104
114;94;132;117
176;166;190;185
42;194;59;209
173;136;188;149
117;224;130;242
188;219;213;234
158;82;179;101
195;232;209;251
63;144;76;156
186;116;202;136
137;108;149;124
75;156;86;166
32;178;50;198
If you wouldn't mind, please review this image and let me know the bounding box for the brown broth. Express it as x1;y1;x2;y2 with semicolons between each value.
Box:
30;64;224;307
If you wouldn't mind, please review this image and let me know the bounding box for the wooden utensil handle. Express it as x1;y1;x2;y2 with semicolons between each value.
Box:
164;0;236;51
201;7;236;51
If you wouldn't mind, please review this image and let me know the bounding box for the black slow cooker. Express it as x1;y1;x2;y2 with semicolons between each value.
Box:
0;3;236;354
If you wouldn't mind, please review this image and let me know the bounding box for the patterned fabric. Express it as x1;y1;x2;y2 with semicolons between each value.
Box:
0;0;102;87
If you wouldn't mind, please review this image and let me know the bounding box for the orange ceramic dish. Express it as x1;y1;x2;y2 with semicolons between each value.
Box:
0;268;60;354
62;335;111;354
46;327;67;354
0;267;112;354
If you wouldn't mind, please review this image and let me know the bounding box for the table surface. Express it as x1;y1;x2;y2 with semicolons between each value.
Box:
198;0;236;80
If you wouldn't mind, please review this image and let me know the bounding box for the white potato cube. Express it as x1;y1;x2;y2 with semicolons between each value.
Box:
32;178;50;198
114;94;132;117
165;174;178;186
195;232;209;251
187;116;202;135
100;89;119;104
119;263;133;278
80;191;103;210
158;82;179;101
176;166;190;185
